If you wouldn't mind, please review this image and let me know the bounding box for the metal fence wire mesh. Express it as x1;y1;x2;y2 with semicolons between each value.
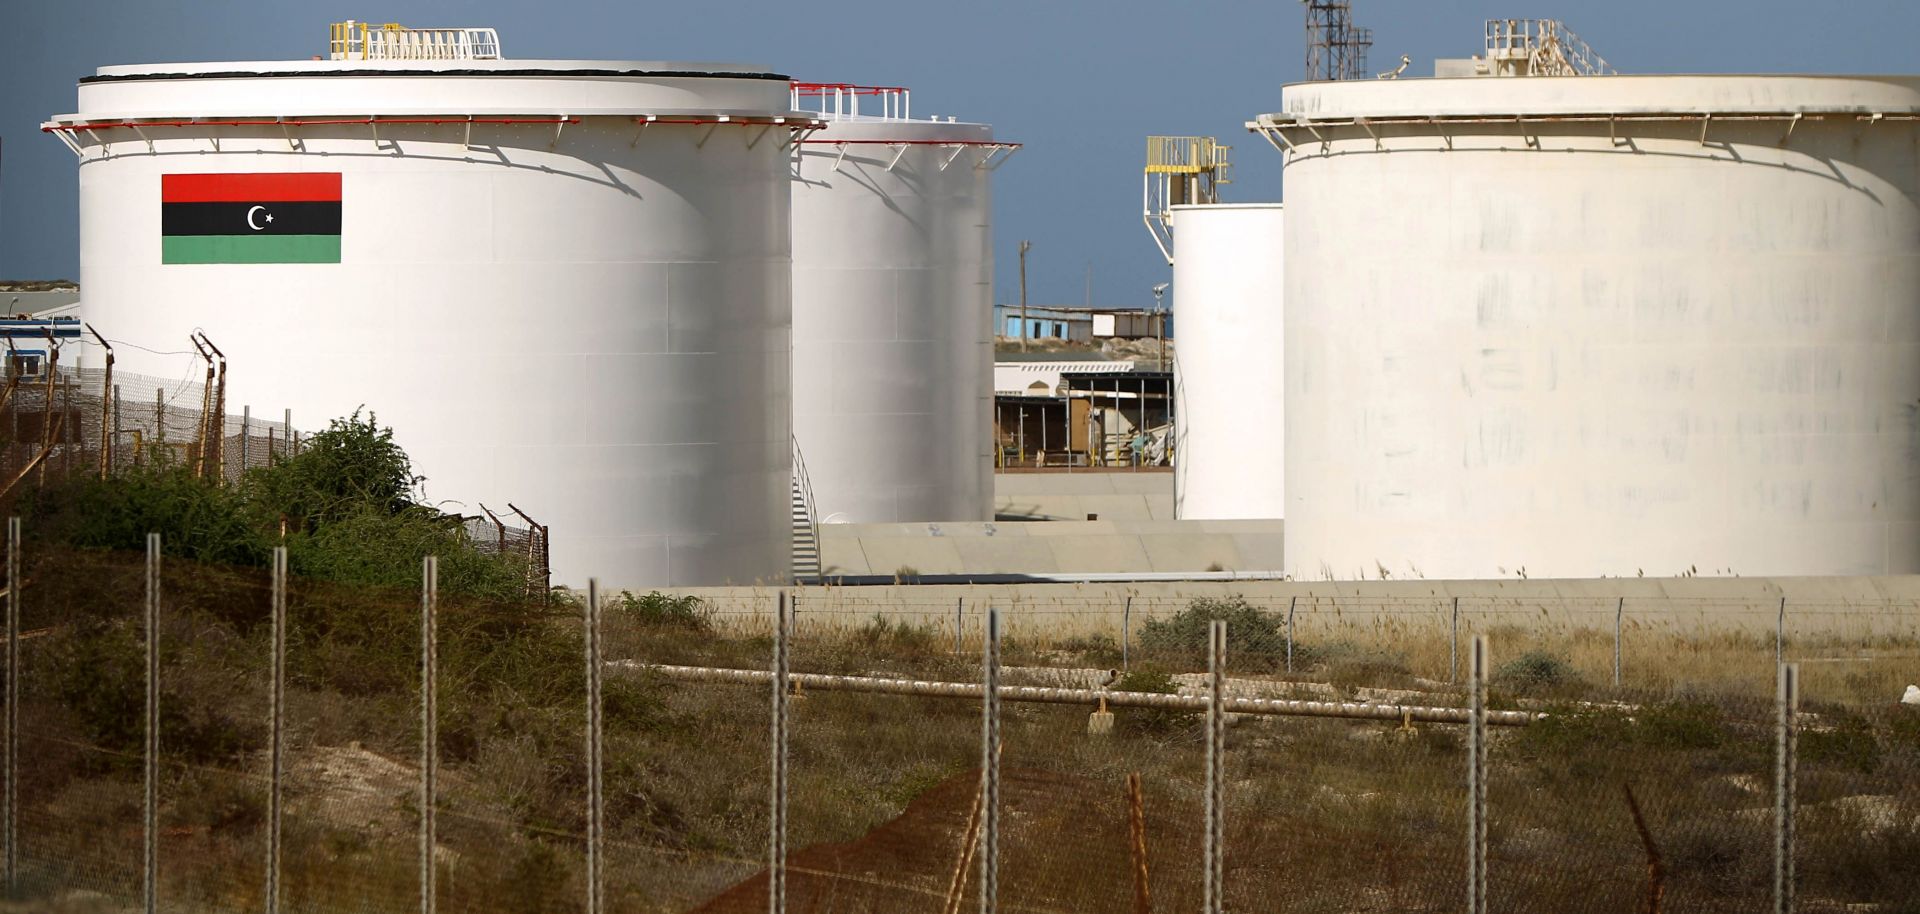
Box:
0;364;550;596
4;550;1918;912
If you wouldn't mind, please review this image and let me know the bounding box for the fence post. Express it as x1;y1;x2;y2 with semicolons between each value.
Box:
156;389;166;448
979;607;1001;914
241;407;251;475
1203;619;1227;914
1466;635;1489;914
1285;595;1296;674
3;517;17;898
1774;662;1799;914
1775;597;1786;668
284;410;294;457
265;547;287;914
1450;596;1461;684
955;597;964;656
1613;596;1624;689
769;591;790;914
419;556;438;914
144;533;160;914
112;384;122;472
585;579;604;914
1121;596;1132;672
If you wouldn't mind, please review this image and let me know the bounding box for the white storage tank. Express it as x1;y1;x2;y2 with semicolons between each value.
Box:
46;31;814;586
1255;75;1920;580
1170;203;1285;520
789;84;1014;524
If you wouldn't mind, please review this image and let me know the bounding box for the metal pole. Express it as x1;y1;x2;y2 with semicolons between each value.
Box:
3;517;16;897
266;547;287;914
1775;596;1786;667
419;556;438;914
87;324;112;480
1613;597;1624;689
1286;595;1297;674
155;388;165;448
241;407;251;475
284;410;293;457
1203;619;1227;914
1450;597;1461;684
112;384;122;473
1121;596;1132;672
144;533;160;914
1017;241;1031;353
1774;662;1799;914
955;597;964;656
1466;635;1489;914
586;579;604;914
979;607;1001;914
768;591;789;914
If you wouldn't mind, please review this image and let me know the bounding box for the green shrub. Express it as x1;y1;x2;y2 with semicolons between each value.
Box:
23;464;269;567
24;410;531;601
1801;711;1882;773
1138;596;1286;661
1637;701;1728;750
1495;651;1577;691
1115;666;1192;737
616;591;712;631
242;410;419;530
289;508;531;603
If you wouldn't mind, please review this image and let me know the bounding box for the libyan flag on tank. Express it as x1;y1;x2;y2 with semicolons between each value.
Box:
161;173;341;264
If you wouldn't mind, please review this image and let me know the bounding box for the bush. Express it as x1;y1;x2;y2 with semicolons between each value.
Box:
23;464;270;567
24;410;531;600
1138;596;1286;661
616;591;712;631
242;410;419;531
1495;651;1578;691
1115;666;1193;737
290;508;531;603
1802;711;1882;773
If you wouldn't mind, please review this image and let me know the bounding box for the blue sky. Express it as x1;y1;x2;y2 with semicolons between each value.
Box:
4;0;1918;305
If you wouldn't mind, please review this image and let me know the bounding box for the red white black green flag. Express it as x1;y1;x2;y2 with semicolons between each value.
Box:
161;173;341;264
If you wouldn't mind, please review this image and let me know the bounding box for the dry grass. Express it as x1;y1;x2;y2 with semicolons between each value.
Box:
9;552;1919;913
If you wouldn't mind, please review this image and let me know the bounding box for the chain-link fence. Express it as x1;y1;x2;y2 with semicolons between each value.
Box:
0;364;550;600
5;533;1917;912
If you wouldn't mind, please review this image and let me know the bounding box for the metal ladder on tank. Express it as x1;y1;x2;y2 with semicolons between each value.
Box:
790;436;823;585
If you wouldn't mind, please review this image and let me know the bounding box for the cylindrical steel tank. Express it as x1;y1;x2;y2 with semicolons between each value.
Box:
1257;75;1920;580
788;85;1011;523
1170;203;1285;520
47;56;812;586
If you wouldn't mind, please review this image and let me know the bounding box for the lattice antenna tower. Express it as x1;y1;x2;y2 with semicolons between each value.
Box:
1303;1;1372;81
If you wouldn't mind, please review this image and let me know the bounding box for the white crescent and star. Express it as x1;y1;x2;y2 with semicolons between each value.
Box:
245;205;275;231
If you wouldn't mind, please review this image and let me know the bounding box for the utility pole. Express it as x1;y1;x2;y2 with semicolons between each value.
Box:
1152;283;1169;371
1018;240;1032;353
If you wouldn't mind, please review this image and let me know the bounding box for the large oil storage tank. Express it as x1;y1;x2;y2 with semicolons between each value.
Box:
789;84;1014;523
45;25;813;586
1168;202;1285;520
1256;72;1920;580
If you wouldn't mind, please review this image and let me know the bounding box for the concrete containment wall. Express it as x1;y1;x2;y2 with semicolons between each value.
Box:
818;517;1284;577
994;470;1173;521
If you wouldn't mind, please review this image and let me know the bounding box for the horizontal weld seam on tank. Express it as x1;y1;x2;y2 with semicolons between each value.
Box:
629;663;1537;727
